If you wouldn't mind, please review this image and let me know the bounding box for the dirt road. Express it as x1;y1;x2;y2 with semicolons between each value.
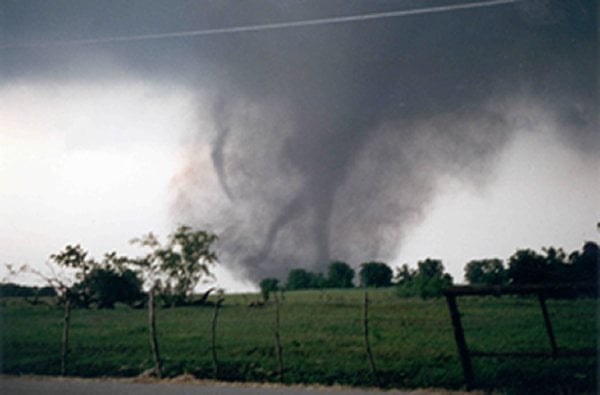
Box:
1;376;474;395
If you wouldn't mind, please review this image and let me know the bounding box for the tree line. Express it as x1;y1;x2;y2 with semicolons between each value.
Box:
3;229;598;306
465;242;598;296
259;241;599;300
0;283;55;298
259;261;390;301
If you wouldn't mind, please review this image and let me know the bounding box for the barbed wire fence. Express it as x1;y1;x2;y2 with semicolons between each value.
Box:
1;286;597;390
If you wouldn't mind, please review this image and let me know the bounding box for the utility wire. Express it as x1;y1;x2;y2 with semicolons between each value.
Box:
1;0;520;49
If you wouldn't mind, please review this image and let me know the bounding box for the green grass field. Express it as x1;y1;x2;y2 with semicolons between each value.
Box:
0;288;596;394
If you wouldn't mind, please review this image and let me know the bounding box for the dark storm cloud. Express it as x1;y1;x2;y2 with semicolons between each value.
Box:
2;0;597;280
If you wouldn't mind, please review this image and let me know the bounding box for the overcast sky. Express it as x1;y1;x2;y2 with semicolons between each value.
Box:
1;0;598;291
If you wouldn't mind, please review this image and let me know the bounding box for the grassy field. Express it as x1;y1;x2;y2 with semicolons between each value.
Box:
0;288;596;394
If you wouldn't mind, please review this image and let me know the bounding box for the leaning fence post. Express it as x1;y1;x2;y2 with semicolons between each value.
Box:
60;297;71;376
538;292;558;359
445;293;473;389
148;288;162;378
274;292;284;382
363;291;379;386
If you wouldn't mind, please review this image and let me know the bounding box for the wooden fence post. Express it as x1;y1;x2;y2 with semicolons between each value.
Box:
445;294;473;389
60;298;71;376
274;292;284;382
363;291;379;386
538;292;558;359
211;297;224;379
148;288;162;378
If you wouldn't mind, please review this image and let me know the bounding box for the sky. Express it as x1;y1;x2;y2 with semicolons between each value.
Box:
0;0;598;292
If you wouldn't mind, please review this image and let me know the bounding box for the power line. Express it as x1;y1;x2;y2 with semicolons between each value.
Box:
1;0;520;49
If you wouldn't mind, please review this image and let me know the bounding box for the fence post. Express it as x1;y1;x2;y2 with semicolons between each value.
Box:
445;293;473;389
148;288;162;378
60;298;71;376
538;292;558;359
274;292;284;382
211;297;224;379
363;291;379;386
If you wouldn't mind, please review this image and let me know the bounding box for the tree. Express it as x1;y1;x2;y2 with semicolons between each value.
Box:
259;278;280;302
69;252;144;309
38;243;97;375
131;225;218;307
414;259;453;299
569;241;599;283
326;261;354;288
50;244;92;274
49;244;96;308
308;272;327;289
76;267;143;309
542;247;570;281
395;264;418;297
395;259;453;299
464;258;507;286
508;249;553;284
359;262;392;288
395;264;416;285
567;241;598;296
285;268;313;290
129;225;218;378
